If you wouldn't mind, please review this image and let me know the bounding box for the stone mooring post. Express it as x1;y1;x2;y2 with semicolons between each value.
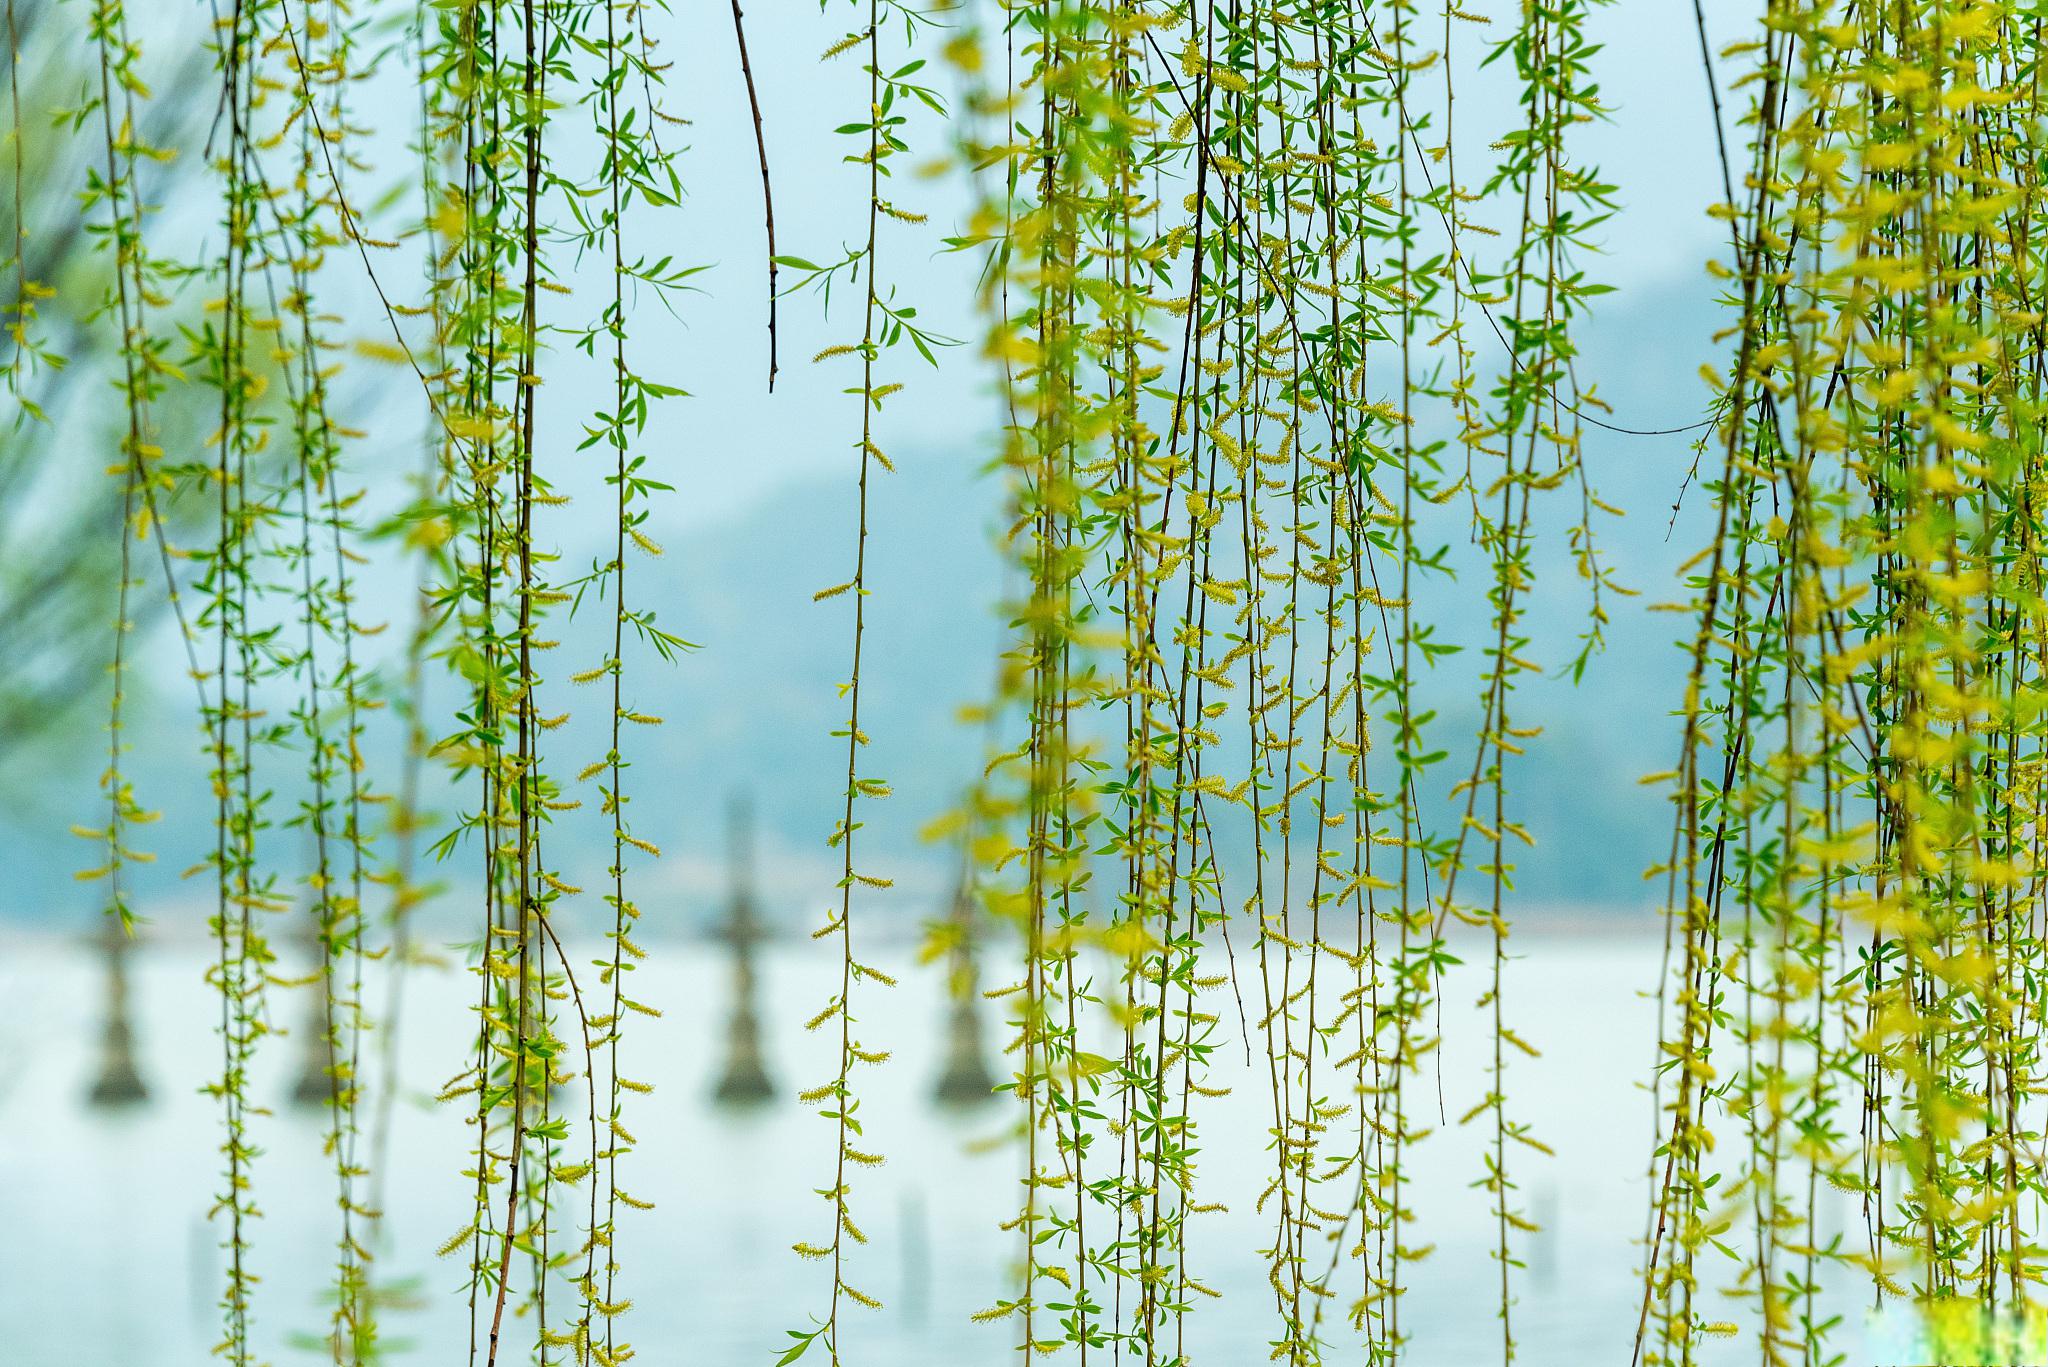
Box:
87;916;148;1106
712;793;775;1106
932;863;995;1107
289;887;337;1109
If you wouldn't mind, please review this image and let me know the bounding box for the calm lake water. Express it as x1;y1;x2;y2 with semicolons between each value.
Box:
1;927;1894;1365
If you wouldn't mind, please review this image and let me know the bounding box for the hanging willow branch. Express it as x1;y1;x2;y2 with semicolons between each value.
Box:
726;0;778;391
24;0;2048;1363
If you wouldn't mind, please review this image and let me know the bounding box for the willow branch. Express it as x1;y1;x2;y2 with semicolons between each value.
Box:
728;0;777;391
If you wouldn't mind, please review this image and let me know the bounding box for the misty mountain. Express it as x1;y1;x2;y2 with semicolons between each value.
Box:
0;263;1730;934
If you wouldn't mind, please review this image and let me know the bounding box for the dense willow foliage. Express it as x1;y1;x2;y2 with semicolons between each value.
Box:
1639;2;2048;1363
941;0;1625;1359
8;0;2048;1363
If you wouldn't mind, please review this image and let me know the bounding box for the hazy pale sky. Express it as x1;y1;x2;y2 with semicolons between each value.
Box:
628;0;1754;530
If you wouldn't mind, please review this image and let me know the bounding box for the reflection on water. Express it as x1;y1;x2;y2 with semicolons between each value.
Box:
0;928;1876;1365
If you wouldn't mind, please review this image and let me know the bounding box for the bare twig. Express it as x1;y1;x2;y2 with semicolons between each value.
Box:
727;0;777;390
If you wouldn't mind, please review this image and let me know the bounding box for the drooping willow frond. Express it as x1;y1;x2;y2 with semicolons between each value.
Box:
19;0;2048;1362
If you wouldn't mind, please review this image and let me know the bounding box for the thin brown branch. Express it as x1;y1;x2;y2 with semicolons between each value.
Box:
728;0;777;390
